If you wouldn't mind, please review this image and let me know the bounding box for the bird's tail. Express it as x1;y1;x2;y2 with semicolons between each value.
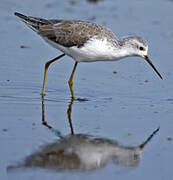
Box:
14;12;49;32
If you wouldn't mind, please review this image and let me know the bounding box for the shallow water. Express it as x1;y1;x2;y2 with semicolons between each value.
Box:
1;0;173;179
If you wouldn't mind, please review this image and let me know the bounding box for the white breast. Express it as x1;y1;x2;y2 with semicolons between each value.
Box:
43;37;122;62
69;38;121;62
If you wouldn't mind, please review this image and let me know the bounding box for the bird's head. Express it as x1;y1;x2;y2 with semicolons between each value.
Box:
120;36;162;79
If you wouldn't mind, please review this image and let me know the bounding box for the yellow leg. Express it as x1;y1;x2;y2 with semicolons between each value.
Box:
68;62;78;99
41;54;65;97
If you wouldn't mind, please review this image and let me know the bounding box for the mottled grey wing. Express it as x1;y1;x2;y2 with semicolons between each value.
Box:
38;20;118;48
38;20;94;48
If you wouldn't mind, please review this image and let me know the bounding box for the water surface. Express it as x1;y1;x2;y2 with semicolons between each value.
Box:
0;0;173;179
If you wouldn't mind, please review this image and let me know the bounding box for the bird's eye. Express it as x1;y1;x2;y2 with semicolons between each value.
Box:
139;46;144;51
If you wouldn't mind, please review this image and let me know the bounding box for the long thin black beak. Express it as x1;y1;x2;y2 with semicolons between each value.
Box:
144;56;162;79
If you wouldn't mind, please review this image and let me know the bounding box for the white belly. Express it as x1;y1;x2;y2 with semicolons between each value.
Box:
43;37;121;62
69;38;121;62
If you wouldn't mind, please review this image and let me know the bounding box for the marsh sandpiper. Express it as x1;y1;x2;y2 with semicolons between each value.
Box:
14;12;162;99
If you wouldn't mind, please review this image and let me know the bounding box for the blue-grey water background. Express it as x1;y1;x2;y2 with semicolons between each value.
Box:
0;0;173;179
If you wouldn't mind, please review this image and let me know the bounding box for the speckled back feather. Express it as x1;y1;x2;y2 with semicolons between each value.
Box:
39;20;119;48
14;12;118;48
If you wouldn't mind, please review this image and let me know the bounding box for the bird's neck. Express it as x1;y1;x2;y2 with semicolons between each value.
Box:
111;47;133;61
115;38;137;59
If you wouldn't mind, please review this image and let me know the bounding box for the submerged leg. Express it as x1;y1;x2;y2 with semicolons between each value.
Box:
41;53;65;97
68;62;78;99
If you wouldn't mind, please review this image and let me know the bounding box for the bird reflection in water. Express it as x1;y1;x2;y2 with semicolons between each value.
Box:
8;98;159;172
